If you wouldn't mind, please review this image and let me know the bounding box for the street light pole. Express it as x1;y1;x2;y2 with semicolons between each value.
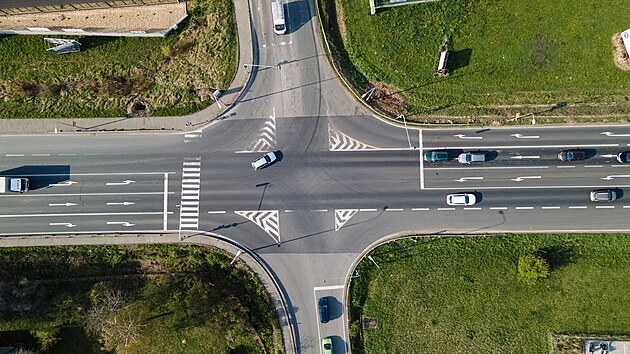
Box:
398;114;413;149
243;63;280;70
367;255;381;269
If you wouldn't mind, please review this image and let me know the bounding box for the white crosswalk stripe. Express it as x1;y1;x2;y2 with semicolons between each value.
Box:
179;157;201;230
184;130;202;143
329;124;377;151
235;210;280;244
238;118;277;153
335;209;359;231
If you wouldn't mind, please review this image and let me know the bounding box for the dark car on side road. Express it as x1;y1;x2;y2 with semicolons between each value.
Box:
317;297;329;323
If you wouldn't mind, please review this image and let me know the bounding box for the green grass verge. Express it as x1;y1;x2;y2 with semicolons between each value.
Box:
0;245;282;354
323;0;630;121
0;0;236;118
349;234;630;353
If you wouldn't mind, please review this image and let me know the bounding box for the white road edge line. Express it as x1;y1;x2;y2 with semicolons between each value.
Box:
313;285;344;291
163;173;168;230
419;129;425;190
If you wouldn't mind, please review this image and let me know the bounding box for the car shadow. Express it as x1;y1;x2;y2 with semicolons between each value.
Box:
0;165;70;191
483;150;499;162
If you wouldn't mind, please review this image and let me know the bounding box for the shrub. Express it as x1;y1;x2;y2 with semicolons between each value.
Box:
518;254;549;285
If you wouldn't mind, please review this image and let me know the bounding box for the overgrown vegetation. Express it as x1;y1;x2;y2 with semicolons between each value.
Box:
0;245;282;354
0;0;236;118
320;0;630;122
349;234;630;353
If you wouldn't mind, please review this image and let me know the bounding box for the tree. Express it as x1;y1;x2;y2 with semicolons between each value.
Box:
518;254;549;285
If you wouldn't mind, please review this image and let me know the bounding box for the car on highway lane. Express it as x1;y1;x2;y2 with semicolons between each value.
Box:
457;152;486;164
424;150;450;162
590;189;618;202
446;193;477;206
317;297;329;323
251;151;277;170
617;151;630;163
558;149;586;161
322;337;333;354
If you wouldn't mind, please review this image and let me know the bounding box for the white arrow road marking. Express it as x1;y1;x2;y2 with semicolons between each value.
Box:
453;134;483;140
454;177;484;182
48;203;77;207
601;132;630;137
106;221;135;227
601;175;630;180
106;202;135;206
48;181;77;187
600;154;616;158
511;176;542;182
510;155;540;159
106;180;135;186
49;222;76;228
510;133;540;139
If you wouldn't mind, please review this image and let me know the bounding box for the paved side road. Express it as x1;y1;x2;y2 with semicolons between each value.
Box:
0;0;253;135
0;231;297;353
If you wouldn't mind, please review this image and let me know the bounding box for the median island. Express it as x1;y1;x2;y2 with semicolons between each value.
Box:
0;245;283;353
349;234;630;353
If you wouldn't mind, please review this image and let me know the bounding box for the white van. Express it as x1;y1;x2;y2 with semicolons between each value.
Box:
271;0;286;35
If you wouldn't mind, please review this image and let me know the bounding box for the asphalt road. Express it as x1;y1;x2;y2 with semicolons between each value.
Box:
3;0;630;353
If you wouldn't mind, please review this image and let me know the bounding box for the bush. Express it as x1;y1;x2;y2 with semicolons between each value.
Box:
517;254;549;285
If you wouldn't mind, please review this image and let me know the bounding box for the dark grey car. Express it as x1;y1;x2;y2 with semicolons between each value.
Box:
558;150;586;161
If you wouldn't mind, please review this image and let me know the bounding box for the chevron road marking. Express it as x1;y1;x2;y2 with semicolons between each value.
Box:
179;158;201;230
235;210;280;244
237;115;277;153
335;209;359;231
328;124;378;151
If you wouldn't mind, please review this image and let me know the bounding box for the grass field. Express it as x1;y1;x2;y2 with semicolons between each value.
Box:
324;0;630;122
0;0;236;118
0;245;282;354
349;234;630;353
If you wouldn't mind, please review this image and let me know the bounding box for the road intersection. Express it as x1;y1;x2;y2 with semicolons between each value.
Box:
2;0;630;353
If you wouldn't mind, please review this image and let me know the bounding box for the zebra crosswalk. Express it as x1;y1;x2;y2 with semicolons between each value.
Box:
179;157;201;230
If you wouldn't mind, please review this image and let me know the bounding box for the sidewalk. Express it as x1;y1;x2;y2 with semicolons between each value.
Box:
0;231;296;353
0;0;253;135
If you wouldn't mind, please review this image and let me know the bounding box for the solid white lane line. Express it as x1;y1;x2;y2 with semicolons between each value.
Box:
313;285;344;291
584;165;603;168
313;209;329;212
425;166;548;170
359;208;378;212
5;154;24;157
163;173;168;230
424;184;630;190
32;154;50;157
58;153;77;156
624;206;630;208
464;207;481;210
542;206;561;209
435;143;618;149
386;208;404;211
611;165;630;167
411;208;430;211
557;166;576;168
438;208;456;211
207;211;227;214
515;207;534;210
568;206;588;209
0;212;169;218
489;207;507;210
419;129;425;190
595;206;615;209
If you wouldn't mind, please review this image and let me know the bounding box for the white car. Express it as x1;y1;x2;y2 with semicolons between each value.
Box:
457;152;486;164
251;151;277;170
446;193;477;206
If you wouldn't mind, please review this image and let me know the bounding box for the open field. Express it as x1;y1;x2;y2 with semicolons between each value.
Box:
349;234;630;353
323;0;630;122
0;245;282;354
0;0;236;118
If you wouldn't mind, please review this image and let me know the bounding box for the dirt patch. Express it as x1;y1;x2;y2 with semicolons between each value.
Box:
612;33;630;71
370;82;407;115
127;100;153;117
335;1;348;43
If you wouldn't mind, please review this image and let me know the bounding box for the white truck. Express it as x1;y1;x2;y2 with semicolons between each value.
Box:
0;177;29;193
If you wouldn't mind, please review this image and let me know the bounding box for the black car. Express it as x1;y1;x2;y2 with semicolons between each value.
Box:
558;149;586;161
423;150;450;162
317;297;329;323
617;151;630;163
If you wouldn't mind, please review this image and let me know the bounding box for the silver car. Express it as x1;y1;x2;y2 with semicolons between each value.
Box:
589;189;617;202
457;152;486;164
446;193;477;206
251;151;277;170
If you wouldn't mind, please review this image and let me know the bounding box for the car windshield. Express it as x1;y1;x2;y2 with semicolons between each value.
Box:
324;343;332;349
